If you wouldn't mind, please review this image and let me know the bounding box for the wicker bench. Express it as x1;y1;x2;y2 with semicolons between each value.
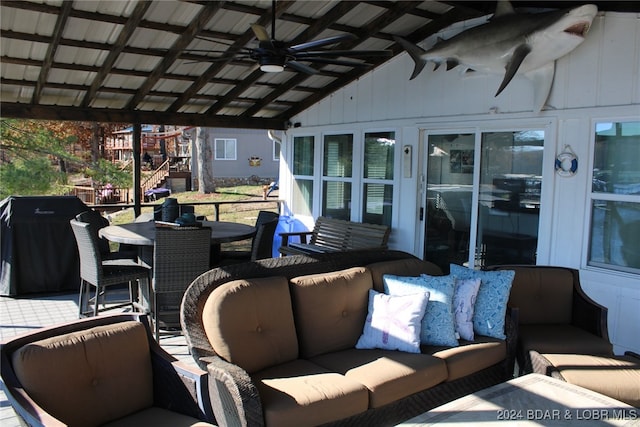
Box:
278;216;390;256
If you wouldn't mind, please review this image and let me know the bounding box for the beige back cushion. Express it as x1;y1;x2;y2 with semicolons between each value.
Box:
202;276;298;373
12;321;153;427
367;258;443;292
290;267;372;358
507;267;574;324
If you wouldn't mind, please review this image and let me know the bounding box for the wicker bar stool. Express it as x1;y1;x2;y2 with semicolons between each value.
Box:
70;219;150;318
151;226;211;340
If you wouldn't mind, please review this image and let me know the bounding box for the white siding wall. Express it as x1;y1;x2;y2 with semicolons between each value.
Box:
280;11;640;354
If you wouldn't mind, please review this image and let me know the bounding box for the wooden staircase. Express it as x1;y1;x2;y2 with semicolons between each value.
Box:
141;160;170;199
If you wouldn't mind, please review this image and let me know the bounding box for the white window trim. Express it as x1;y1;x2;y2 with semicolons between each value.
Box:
582;117;640;275
214;138;237;160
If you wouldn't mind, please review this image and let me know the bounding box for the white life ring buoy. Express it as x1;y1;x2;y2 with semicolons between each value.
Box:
555;147;578;177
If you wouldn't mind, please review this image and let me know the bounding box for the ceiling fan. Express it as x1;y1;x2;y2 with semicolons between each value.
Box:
188;1;393;74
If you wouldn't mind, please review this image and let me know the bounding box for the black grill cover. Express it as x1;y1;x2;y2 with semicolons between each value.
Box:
1;196;90;296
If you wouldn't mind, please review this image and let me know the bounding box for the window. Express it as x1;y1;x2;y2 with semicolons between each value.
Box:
214;138;236;160
273;139;280;161
292;136;314;216
588;121;640;273
322;134;353;220
362;131;395;226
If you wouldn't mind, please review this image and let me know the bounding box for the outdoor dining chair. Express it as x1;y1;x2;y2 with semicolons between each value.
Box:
75;210;138;261
151;226;211;340
218;210;279;263
70;219;150;318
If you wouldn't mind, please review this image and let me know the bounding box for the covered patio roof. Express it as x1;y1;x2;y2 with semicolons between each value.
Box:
2;1;637;130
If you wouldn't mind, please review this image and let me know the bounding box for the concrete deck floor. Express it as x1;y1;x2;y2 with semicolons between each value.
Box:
0;291;193;426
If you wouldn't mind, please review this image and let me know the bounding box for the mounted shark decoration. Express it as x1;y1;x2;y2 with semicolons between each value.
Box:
394;1;598;111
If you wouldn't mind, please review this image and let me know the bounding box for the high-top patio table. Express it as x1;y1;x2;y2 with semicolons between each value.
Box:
99;220;256;247
99;220;256;314
100;219;256;271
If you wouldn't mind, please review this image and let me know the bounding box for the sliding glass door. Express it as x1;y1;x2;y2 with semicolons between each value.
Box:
424;128;544;272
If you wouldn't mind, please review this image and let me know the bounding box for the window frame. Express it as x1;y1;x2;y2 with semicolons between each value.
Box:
214;138;237;160
583;118;640;275
321;132;356;220
291;135;316;217
361;130;396;227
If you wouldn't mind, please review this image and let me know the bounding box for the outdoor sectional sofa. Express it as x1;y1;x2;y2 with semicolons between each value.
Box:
181;250;517;427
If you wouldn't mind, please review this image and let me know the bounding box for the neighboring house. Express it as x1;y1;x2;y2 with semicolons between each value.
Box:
105;125;189;165
190;127;281;186
279;11;640;355
105;126;281;190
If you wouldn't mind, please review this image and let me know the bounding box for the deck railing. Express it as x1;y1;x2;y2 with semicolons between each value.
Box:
68;185;130;205
90;199;285;222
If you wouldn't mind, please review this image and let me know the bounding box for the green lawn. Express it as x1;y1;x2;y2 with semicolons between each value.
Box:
109;185;279;225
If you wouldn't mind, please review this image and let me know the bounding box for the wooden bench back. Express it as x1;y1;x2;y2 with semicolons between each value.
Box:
309;217;390;251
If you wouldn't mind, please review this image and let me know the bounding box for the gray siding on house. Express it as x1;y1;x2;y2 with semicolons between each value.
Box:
192;127;280;180
210;128;279;178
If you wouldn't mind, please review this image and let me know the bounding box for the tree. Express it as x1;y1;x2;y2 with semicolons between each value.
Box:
193;127;216;193
0;119;131;198
0;119;79;198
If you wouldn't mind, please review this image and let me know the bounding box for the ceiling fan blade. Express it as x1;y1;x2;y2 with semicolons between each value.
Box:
286;61;319;75
194;35;237;47
251;24;271;42
180;53;253;63
301;57;370;67
289;34;357;51
296;49;393;58
181;48;252;54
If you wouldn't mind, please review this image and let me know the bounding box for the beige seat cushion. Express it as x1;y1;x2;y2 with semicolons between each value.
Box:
540;353;640;407
426;336;507;381
367;258;443;292
310;349;447;408
290;267;372;358
202;276;298;373
104;407;215;427
519;324;613;356
252;359;369;427
11;321;153;427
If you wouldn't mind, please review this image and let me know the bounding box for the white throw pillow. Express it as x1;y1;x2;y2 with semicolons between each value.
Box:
355;289;429;353
451;278;481;341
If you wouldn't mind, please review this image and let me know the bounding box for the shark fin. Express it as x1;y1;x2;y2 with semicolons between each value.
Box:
525;61;555;112
491;0;516;20
393;35;428;80
495;43;531;97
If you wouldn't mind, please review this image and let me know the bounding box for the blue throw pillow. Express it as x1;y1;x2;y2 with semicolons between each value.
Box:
384;274;458;347
356;289;429;353
449;264;515;339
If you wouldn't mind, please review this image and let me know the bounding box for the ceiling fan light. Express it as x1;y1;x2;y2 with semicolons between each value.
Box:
259;56;285;72
260;64;284;72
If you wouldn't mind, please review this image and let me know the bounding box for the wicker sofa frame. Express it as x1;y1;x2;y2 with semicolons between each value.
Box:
181;250;517;427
